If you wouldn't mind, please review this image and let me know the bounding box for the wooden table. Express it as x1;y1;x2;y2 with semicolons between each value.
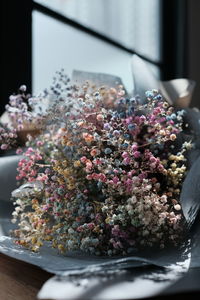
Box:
0;253;51;300
1;252;199;300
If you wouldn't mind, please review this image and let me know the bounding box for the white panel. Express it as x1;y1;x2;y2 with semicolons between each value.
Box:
34;0;161;62
32;11;133;94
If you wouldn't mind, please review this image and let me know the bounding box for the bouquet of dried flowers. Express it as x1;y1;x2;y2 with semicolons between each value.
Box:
10;71;193;256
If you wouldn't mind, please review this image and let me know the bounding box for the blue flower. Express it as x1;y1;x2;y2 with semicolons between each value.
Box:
145;91;154;99
128;124;136;130
104;148;112;154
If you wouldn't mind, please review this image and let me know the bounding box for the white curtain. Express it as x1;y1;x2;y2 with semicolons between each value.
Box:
35;0;161;61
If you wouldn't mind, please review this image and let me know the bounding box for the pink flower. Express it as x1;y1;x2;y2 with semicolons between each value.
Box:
90;149;99;156
93;158;101;165
87;223;95;230
92;173;99;180
16;148;23;154
123;157;131;165
36;174;48;182
86;161;92;169
131;144;138;151
133;151;140;158
80;156;87;163
36;141;43;146
126;179;132;185
122;151;129;158
140;115;146;122
113;176;119;184
150;156;157;163
99;173;107;182
77;226;84;232
1;144;8;150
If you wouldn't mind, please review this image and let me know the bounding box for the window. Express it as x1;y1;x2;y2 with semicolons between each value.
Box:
0;0;188;114
34;0;161;62
32;10;133;94
33;0;162;94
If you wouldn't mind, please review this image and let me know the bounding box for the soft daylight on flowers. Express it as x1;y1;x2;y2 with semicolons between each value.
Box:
4;71;192;256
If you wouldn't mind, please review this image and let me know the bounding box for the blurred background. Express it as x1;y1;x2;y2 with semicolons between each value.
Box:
0;0;199;115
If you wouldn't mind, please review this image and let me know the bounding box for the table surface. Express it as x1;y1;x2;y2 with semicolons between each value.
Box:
1;252;200;300
0;253;51;300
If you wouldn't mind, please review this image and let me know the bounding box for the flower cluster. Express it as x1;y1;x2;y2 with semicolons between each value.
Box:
11;75;190;256
5;71;72;133
0;71;73;149
0;123;17;150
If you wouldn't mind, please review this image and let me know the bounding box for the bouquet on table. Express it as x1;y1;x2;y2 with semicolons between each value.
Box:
0;55;200;299
11;72;191;256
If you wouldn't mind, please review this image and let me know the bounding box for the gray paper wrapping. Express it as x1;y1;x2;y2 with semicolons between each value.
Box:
0;155;21;203
131;55;195;107
38;263;190;300
0;234;191;274
72;70;125;89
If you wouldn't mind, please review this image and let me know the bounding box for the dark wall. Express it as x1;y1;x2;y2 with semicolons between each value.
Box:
0;0;32;115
